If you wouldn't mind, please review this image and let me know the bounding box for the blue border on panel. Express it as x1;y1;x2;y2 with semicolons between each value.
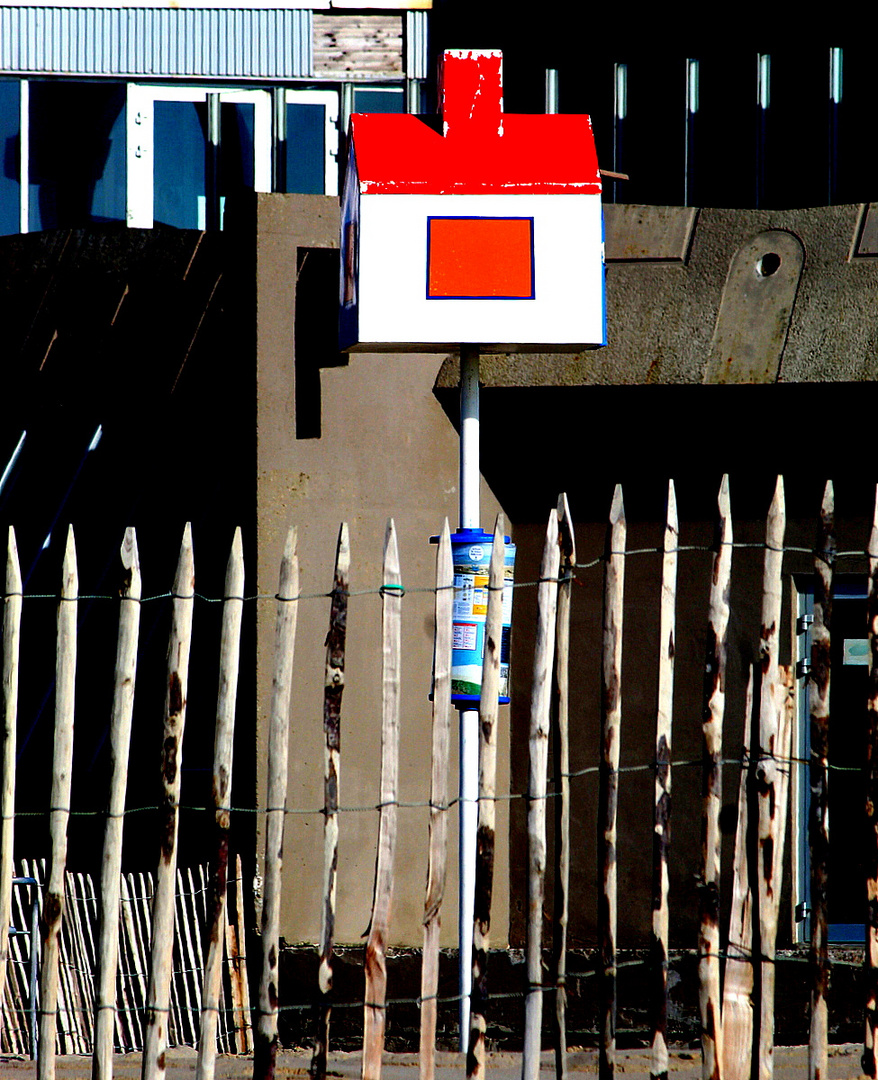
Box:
425;215;536;300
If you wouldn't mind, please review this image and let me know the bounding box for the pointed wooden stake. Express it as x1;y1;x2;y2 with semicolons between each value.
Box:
142;524;195;1080
419;520;453;1080
93;529;142;1080
651;481;678;1080
699;475;731;1080
809;482;834;1080
38;526;78;1080
254;526;299;1080
522;507;561;1080
362;521;402;1080
197;528;245;1080
0;528;22;1032
312;523;350;1080
723;664;758;1080
598;486;625;1080
552;494;576;1080
755;477;786;1080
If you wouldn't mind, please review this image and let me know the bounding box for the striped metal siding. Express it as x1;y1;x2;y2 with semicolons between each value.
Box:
0;6;312;78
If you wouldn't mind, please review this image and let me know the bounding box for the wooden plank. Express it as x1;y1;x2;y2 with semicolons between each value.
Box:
467;514;507;1080
37;526;78;1080
722;666;757;1080
523;508;561;1080
650;481;678;1080
419;520;453;1080
809;483;834;1080
174;868;198;1046
119;873;142;1052
312;14;403;78
197;527;245;1080
362;521;402;1080
865;485;878;1079
599;487;626;1080
141;523;195;1080
755;477;786;1080
233;855;252;1052
312;523;350;1080
254;526;299;1080
0;527;22;1039
93;527;141;1080
699;475;732;1080
552;495;576;1080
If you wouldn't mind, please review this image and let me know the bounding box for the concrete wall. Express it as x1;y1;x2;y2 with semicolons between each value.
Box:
246;194;508;947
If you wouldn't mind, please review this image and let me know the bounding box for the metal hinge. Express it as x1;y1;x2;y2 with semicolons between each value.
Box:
795;902;811;922
797;614;814;635
796;659;812;679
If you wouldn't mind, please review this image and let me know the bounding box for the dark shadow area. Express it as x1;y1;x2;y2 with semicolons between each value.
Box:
294;247;346;440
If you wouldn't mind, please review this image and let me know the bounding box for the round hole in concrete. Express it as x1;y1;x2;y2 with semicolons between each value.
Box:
757;252;781;277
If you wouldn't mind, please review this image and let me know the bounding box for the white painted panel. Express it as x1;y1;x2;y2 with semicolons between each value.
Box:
355;193;605;348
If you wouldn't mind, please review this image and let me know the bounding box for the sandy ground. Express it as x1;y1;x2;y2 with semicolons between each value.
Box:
0;1045;868;1079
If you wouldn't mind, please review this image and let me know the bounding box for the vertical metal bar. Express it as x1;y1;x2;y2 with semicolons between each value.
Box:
828;47;842;205
19;79;28;234
206;92;221;231
756;53;770;208
545;69;559;114
467;514;506;1080
272;86;286;193
613;64;627;204
458;344;480;1050
684;59;698;207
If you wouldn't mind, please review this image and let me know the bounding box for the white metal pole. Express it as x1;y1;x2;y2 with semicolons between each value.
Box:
458;344;480;1050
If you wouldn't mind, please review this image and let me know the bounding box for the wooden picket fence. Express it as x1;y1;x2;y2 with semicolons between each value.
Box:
1;478;877;1080
0;859;251;1058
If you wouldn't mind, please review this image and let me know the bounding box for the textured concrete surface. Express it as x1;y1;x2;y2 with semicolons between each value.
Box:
435;203;878;389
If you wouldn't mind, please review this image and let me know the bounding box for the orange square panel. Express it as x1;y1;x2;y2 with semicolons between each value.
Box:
427;216;534;299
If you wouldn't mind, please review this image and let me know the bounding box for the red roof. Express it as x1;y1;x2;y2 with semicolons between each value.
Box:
349;50;602;196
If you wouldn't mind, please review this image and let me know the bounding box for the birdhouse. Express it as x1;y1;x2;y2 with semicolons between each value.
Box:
339;49;606;353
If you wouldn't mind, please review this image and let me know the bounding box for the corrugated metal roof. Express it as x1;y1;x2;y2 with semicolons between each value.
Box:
0;6;312;78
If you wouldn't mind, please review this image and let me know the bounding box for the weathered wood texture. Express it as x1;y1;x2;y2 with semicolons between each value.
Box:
699;475;732;1080
522;510;561;1080
809;483;834;1080
419;521;453;1080
312;523;350;1080
599;487;626;1080
552;494;576;1080
650;482;678;1080
866;487;878;1079
312;14;403;77
755;478;786;1080
254;527;299;1080
142;524;195;1080
362;521;402;1080
93;529;142;1080
38;526;78;1080
0;528;22;1021
722;665;758;1080
197;528;245;1080
467;515;506;1080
